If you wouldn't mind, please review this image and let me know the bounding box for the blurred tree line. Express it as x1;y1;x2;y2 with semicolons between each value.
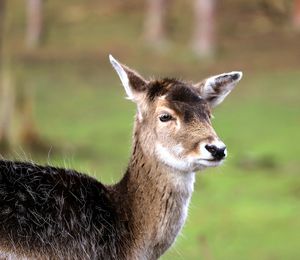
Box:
144;0;298;55
0;0;298;153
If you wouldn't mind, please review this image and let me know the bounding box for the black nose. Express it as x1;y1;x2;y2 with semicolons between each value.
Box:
205;145;226;160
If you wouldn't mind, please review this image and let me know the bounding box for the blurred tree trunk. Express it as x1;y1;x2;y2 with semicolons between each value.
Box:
19;0;45;150
0;0;5;67
0;70;14;151
26;0;43;49
293;0;300;30
0;0;45;153
144;0;168;48
0;0;14;151
18;82;43;150
191;0;216;58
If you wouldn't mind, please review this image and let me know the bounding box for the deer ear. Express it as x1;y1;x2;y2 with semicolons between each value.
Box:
195;71;243;108
109;55;147;101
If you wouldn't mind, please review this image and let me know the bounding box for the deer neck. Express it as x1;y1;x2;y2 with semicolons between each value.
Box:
115;133;195;258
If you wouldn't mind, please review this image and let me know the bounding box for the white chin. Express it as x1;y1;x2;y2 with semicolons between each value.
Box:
196;159;224;168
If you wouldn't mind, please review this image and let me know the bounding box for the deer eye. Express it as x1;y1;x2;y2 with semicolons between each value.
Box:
159;113;173;122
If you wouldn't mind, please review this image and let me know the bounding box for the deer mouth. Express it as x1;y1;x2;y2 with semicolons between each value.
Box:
197;158;225;167
206;158;224;162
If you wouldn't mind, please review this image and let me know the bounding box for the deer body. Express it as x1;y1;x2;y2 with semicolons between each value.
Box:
0;141;193;260
0;56;242;259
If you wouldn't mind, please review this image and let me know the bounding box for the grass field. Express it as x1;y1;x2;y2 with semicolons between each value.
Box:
3;0;300;259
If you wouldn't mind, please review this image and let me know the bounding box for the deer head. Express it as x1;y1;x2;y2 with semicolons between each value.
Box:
110;55;242;173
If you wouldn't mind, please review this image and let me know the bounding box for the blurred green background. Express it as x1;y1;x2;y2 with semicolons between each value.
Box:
1;0;300;259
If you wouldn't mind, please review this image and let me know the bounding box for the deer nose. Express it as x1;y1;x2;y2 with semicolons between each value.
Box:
205;144;226;160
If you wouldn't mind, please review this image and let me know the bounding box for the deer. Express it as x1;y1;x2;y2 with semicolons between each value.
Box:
0;55;242;260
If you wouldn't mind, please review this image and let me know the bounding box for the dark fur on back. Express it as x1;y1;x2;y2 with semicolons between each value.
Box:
0;160;129;259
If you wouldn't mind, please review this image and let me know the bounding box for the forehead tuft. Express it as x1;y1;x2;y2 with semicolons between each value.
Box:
166;84;202;103
147;78;177;101
147;78;201;103
146;78;210;123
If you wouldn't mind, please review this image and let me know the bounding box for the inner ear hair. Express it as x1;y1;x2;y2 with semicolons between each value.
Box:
205;71;243;90
109;55;148;100
194;71;243;107
125;68;147;93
